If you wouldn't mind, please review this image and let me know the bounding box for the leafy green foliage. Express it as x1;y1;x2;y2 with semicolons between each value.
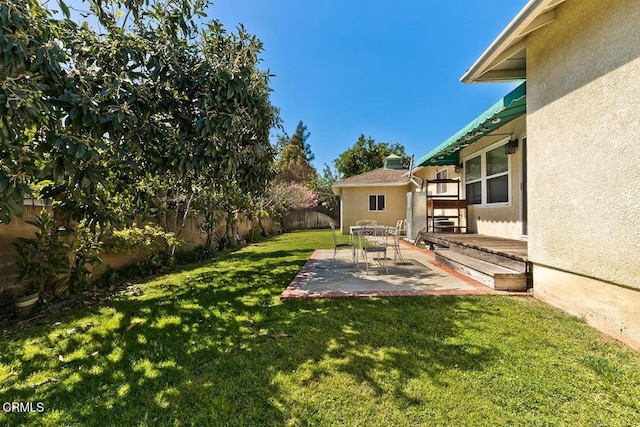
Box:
275;121;314;160
248;121;321;233
11;210;104;298
189;178;253;248
11;210;70;295
1;0;280;300
0;0;279;230
66;224;102;294
335;134;407;178
311;163;341;210
190;188;227;247
0;0;68;223
102;223;182;256
99;223;185;277
274;121;316;184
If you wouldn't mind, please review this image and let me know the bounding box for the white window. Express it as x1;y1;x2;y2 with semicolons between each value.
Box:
436;169;448;194
464;140;511;206
368;194;385;211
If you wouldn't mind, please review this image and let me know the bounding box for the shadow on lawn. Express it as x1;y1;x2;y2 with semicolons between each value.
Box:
0;244;502;425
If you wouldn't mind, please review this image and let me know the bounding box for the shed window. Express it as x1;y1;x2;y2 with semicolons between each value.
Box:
368;194;385;211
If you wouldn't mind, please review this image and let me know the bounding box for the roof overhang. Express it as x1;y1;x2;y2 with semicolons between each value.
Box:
331;181;411;196
332;182;410;189
461;0;567;83
417;82;526;167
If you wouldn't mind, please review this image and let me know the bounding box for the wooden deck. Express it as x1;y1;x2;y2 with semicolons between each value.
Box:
415;233;528;262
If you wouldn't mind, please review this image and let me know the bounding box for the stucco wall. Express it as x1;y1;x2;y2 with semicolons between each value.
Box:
407;191;426;239
527;0;640;290
0;206;264;297
414;165;460;196
533;265;640;350
338;185;410;234
459;115;526;240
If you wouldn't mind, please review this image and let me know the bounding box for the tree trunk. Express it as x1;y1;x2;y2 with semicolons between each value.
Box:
225;211;237;248
257;217;268;236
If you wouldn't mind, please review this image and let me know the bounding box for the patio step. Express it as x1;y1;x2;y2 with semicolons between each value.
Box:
448;243;528;273
434;249;527;291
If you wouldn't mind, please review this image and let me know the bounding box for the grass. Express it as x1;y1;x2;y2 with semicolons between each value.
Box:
1;230;639;426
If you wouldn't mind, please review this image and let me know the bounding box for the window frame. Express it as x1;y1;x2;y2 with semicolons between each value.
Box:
463;138;512;208
368;194;386;212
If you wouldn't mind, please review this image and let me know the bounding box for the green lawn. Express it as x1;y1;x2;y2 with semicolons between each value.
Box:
1;230;639;426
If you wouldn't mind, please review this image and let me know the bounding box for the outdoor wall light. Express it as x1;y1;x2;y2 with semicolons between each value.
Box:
504;139;519;154
454;164;463;173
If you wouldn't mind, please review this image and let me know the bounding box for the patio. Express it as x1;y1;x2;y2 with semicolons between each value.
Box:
281;241;523;299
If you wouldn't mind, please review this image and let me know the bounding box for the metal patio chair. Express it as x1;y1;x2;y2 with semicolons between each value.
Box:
385;221;405;265
330;224;354;266
355;225;388;274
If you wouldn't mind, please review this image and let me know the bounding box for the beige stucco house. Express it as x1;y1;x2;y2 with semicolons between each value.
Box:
413;82;527;241
460;0;640;348
332;155;411;234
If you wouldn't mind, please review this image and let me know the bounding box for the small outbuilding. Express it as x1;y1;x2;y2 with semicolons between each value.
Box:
332;155;410;234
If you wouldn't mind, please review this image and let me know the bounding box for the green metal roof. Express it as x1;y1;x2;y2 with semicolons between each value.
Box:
417;82;526;166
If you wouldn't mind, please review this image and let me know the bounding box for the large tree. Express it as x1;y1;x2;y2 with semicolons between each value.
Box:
274;121;316;184
334;134;406;178
0;0;67;223
0;0;278;229
311;164;341;210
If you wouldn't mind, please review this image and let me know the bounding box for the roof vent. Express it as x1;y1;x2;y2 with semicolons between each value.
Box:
383;154;404;169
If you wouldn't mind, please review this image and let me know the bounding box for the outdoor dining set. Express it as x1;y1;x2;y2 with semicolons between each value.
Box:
330;219;406;274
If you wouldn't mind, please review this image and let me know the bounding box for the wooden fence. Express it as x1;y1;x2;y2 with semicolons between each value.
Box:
282;207;339;231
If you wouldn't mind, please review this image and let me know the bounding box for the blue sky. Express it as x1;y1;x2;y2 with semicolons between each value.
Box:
210;0;526;171
62;0;527;172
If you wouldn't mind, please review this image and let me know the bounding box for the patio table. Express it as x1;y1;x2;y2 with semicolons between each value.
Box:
349;225;393;242
350;224;404;267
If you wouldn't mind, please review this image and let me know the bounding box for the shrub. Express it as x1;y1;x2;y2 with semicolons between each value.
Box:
12;210;70;297
102;223;183;256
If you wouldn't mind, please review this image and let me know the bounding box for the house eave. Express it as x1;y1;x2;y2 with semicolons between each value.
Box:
461;0;566;84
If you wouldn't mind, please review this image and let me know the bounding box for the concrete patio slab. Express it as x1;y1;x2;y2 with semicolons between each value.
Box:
281;242;516;299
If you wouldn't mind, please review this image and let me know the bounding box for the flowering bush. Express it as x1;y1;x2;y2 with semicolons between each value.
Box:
260;182;318;219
